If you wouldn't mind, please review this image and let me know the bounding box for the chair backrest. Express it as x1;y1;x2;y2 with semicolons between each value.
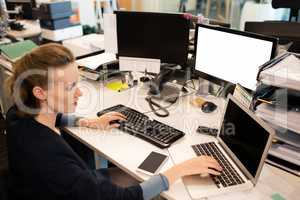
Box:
245;21;300;53
0;111;8;200
0;110;7;173
0;67;13;114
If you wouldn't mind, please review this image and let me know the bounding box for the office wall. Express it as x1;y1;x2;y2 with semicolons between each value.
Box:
119;0;132;10
137;0;181;12
75;0;97;27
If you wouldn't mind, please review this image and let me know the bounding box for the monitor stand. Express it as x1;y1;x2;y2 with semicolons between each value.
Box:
217;83;236;98
197;77;235;98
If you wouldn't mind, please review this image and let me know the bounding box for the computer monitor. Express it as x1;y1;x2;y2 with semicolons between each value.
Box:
194;24;278;90
5;0;36;19
115;11;190;68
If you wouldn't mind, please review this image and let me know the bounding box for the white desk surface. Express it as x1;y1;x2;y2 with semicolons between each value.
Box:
7;20;41;39
65;79;300;200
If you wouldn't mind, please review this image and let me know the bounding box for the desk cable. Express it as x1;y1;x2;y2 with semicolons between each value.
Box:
143;90;196;117
145;96;171;117
143;79;197;117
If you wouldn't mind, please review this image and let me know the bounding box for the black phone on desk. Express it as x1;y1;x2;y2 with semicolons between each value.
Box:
196;126;218;137
149;68;176;95
137;152;168;175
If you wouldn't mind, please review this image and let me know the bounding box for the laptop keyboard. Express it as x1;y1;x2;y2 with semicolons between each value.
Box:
192;142;245;188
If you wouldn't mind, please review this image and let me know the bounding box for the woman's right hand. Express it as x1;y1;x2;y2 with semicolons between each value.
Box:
163;156;222;185
78;112;126;130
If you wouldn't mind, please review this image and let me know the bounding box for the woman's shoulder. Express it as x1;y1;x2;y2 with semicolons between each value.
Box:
6;106;55;140
6;106;31;123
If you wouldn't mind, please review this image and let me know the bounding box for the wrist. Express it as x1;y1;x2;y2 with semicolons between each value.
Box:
75;117;85;127
162;164;183;185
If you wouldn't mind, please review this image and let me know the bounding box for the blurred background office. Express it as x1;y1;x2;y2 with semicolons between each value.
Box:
70;0;292;30
71;0;298;53
0;0;296;31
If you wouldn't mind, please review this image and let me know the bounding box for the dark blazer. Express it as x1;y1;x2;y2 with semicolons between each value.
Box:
6;107;143;200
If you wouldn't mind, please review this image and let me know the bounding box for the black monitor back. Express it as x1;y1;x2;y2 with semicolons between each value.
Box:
5;0;36;19
115;11;190;68
245;21;300;53
272;0;300;9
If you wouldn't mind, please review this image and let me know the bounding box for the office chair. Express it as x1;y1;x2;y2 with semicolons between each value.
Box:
272;0;300;21
0;111;8;200
0;68;13;114
245;21;300;53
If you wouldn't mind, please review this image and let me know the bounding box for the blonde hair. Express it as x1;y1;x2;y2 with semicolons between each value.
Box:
6;43;75;116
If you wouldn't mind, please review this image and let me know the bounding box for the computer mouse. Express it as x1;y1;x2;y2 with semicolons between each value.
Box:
109;120;126;126
201;101;217;113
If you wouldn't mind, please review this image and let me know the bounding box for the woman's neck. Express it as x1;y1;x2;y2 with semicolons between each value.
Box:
35;112;60;134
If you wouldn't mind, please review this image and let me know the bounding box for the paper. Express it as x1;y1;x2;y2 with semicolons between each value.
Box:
64;34;104;51
269;144;300;165
76;53;116;70
269;124;300;148
119;56;161;74
233;83;252;109
260;54;300;90
0;55;13;72
104;13;118;54
256;103;300;135
106;81;128;91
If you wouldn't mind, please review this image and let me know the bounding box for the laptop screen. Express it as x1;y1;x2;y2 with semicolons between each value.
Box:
219;98;270;177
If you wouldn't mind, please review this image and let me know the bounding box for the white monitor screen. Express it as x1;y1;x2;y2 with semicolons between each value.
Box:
195;26;275;90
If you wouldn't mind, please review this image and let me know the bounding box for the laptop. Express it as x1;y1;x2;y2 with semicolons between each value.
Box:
169;94;275;199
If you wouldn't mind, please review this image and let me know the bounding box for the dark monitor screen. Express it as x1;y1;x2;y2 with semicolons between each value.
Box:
220;97;271;177
115;11;190;68
194;24;278;90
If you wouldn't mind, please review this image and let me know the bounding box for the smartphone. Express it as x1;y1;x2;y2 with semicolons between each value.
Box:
136;151;168;175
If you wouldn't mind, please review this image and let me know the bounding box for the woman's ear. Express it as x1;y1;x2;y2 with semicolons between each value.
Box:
32;86;47;101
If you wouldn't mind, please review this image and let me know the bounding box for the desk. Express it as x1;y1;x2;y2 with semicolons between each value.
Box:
7;20;41;40
64;78;300;200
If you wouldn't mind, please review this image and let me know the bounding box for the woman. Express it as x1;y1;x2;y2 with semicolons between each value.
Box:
6;43;222;200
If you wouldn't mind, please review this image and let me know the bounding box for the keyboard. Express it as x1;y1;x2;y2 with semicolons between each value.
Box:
192;142;245;188
97;104;185;148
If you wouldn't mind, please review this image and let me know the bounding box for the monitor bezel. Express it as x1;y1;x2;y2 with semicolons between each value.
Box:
114;10;190;69
217;94;275;185
194;24;278;90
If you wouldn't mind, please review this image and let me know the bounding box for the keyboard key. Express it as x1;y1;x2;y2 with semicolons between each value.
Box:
192;143;245;188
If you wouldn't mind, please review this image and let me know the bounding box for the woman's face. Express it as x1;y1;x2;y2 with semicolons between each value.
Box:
46;62;82;114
